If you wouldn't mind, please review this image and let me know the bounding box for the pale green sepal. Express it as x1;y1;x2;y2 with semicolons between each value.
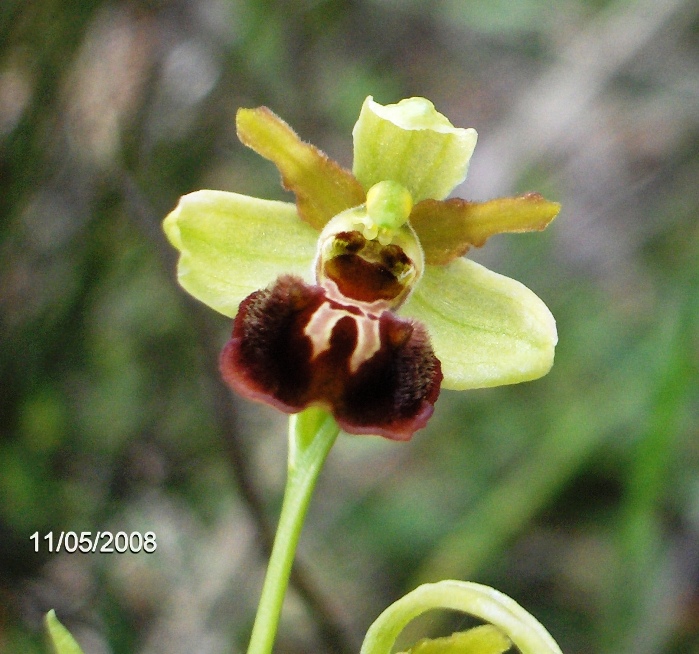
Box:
45;610;85;654
352;97;478;203
360;581;563;654
398;625;511;654
163;190;318;317
401;259;557;390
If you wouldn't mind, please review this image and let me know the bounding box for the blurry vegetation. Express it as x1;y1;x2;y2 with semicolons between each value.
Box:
1;1;698;653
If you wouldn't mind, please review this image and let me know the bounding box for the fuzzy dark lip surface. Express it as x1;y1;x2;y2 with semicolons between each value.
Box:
219;275;442;441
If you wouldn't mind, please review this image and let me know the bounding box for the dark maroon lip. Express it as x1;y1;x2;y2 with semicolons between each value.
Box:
219;275;442;441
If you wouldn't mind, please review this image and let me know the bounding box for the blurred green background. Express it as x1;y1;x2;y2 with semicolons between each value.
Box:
1;0;698;653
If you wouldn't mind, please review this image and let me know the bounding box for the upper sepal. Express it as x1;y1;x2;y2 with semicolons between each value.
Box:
400;258;557;390
410;193;561;265
236;107;365;230
163;190;318;317
352;97;478;203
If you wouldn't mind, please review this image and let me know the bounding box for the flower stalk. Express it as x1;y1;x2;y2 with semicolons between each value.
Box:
246;408;339;654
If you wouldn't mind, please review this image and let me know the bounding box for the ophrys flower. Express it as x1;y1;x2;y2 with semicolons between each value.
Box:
164;97;559;440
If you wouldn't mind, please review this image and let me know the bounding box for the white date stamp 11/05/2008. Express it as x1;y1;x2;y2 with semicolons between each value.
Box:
30;531;157;554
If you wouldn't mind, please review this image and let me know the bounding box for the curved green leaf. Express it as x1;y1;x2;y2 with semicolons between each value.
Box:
361;581;562;654
401;258;557;390
163;190;318;317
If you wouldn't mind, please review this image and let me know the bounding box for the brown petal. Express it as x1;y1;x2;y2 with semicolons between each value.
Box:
410;193;561;265
236;107;365;231
220;276;442;441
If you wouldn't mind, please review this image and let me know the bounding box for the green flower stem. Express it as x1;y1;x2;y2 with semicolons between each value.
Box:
360;581;563;654
246;407;340;654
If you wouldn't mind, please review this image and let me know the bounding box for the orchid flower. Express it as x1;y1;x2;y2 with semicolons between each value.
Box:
163;97;559;440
